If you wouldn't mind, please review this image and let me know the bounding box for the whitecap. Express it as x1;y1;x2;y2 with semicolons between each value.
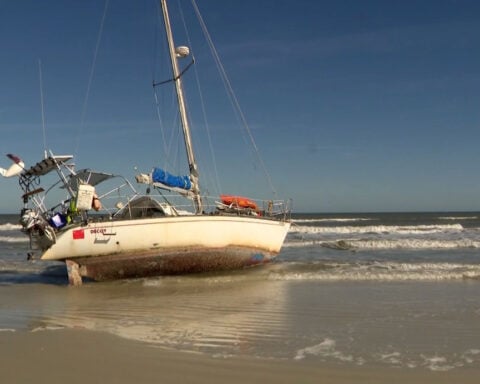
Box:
284;237;480;251
0;223;22;231
294;338;354;362
378;351;402;365
421;355;456;371
31;326;66;333
461;349;480;364
269;262;480;282
290;224;464;235
0;236;29;243
347;238;480;250
293;218;374;224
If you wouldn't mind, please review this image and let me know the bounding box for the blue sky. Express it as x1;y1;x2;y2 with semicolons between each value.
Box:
1;0;480;213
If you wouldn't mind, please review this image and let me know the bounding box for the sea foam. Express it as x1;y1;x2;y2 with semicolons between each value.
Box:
268;262;480;282
290;224;464;235
0;223;21;231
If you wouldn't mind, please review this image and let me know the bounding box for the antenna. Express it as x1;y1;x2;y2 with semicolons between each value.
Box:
38;59;47;159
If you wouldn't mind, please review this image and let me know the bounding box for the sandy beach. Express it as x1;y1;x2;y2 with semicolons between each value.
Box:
3;213;480;383
1;329;478;384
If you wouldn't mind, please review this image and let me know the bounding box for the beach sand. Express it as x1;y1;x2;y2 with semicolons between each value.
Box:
1;329;478;384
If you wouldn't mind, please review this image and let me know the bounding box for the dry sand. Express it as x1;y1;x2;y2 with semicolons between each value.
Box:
1;329;477;384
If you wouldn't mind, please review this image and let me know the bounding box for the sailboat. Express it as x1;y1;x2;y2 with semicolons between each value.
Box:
1;0;291;285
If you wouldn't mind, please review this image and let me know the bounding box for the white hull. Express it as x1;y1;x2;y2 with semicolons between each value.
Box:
40;215;290;282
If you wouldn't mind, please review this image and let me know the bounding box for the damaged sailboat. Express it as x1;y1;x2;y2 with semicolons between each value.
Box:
0;0;291;285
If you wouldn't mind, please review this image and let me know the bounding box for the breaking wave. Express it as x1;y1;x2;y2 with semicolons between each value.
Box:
293;338;480;371
286;220;479;250
0;236;29;243
0;223;21;232
290;224;464;235
318;238;480;250
268;262;480;282
293;218;374;224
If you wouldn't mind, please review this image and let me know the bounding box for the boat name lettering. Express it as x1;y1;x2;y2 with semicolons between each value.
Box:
90;228;107;234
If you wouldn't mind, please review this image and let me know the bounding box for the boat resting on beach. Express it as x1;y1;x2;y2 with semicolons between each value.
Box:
2;152;291;285
0;0;291;285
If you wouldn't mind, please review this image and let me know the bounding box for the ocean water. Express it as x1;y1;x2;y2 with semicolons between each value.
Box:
1;212;480;372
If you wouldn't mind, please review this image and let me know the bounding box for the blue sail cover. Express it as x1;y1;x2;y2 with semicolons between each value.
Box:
152;168;192;190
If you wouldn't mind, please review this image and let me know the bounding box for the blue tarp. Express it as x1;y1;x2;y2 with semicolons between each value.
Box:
152;168;191;190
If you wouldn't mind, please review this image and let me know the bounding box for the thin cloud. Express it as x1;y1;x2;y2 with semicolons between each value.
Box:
220;19;479;67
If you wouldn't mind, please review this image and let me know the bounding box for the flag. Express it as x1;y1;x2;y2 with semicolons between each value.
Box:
72;229;85;240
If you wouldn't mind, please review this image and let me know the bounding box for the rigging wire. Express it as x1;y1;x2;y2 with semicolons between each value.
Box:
38;59;47;159
152;1;186;175
152;1;170;164
153;89;170;164
74;0;110;160
177;0;222;194
190;0;278;197
153;85;183;177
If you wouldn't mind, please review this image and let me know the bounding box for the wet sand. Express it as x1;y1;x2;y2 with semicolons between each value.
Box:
1;329;478;384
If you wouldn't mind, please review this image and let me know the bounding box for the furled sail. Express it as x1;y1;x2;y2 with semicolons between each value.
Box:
152;168;191;190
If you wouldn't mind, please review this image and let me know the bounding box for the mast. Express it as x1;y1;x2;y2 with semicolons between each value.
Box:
160;0;203;213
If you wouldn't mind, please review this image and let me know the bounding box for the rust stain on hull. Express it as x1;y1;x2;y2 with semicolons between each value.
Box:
67;247;273;282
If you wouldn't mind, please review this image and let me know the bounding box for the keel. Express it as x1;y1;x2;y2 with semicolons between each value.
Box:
66;259;83;286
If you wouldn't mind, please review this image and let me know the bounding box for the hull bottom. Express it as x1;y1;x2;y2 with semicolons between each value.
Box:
65;247;274;285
